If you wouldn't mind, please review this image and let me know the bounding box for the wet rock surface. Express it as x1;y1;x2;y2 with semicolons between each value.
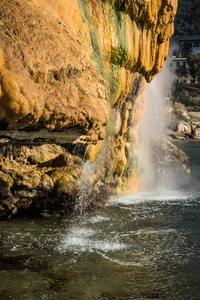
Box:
0;142;84;219
0;0;178;219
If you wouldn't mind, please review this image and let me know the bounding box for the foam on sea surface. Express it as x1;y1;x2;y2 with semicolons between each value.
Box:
57;226;127;254
107;190;200;206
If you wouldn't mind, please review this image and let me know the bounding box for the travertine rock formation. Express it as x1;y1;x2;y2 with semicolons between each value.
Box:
0;0;177;219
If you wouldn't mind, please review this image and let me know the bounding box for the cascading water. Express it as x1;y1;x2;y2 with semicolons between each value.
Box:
74;160;93;214
138;59;187;191
74;58;189;214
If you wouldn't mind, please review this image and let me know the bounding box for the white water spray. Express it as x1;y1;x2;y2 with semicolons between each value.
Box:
139;59;177;190
74;160;93;214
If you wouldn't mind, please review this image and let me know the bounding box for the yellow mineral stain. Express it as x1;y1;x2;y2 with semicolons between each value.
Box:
87;141;102;163
0;0;178;195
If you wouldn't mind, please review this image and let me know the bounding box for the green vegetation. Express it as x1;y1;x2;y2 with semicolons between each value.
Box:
172;87;192;106
173;1;200;107
114;0;129;12
175;64;189;78
173;53;200;107
109;9;129;66
176;53;200;82
172;82;200;107
174;0;200;36
187;53;200;82
78;0;129;101
78;0;106;80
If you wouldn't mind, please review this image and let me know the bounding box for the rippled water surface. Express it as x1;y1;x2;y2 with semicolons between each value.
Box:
0;142;200;300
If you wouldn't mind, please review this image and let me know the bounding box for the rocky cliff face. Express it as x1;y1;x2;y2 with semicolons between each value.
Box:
0;0;177;219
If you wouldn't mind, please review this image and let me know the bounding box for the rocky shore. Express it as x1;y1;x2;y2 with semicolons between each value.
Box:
167;107;200;140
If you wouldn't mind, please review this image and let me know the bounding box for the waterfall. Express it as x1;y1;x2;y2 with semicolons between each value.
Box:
138;59;177;191
74;160;93;214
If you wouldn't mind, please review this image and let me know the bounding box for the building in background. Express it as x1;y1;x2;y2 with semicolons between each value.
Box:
171;35;200;58
168;35;200;108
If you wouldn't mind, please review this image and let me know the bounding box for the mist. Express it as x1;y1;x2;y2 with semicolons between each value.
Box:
138;58;190;192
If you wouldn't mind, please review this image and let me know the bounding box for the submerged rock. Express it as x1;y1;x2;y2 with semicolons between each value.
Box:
0;0;178;219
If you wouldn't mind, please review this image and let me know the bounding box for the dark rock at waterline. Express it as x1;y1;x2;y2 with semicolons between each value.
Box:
0;144;84;220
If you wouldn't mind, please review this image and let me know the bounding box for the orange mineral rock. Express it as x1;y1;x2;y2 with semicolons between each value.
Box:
0;0;177;218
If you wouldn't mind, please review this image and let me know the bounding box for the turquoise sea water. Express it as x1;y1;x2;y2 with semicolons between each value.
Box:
0;141;200;300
